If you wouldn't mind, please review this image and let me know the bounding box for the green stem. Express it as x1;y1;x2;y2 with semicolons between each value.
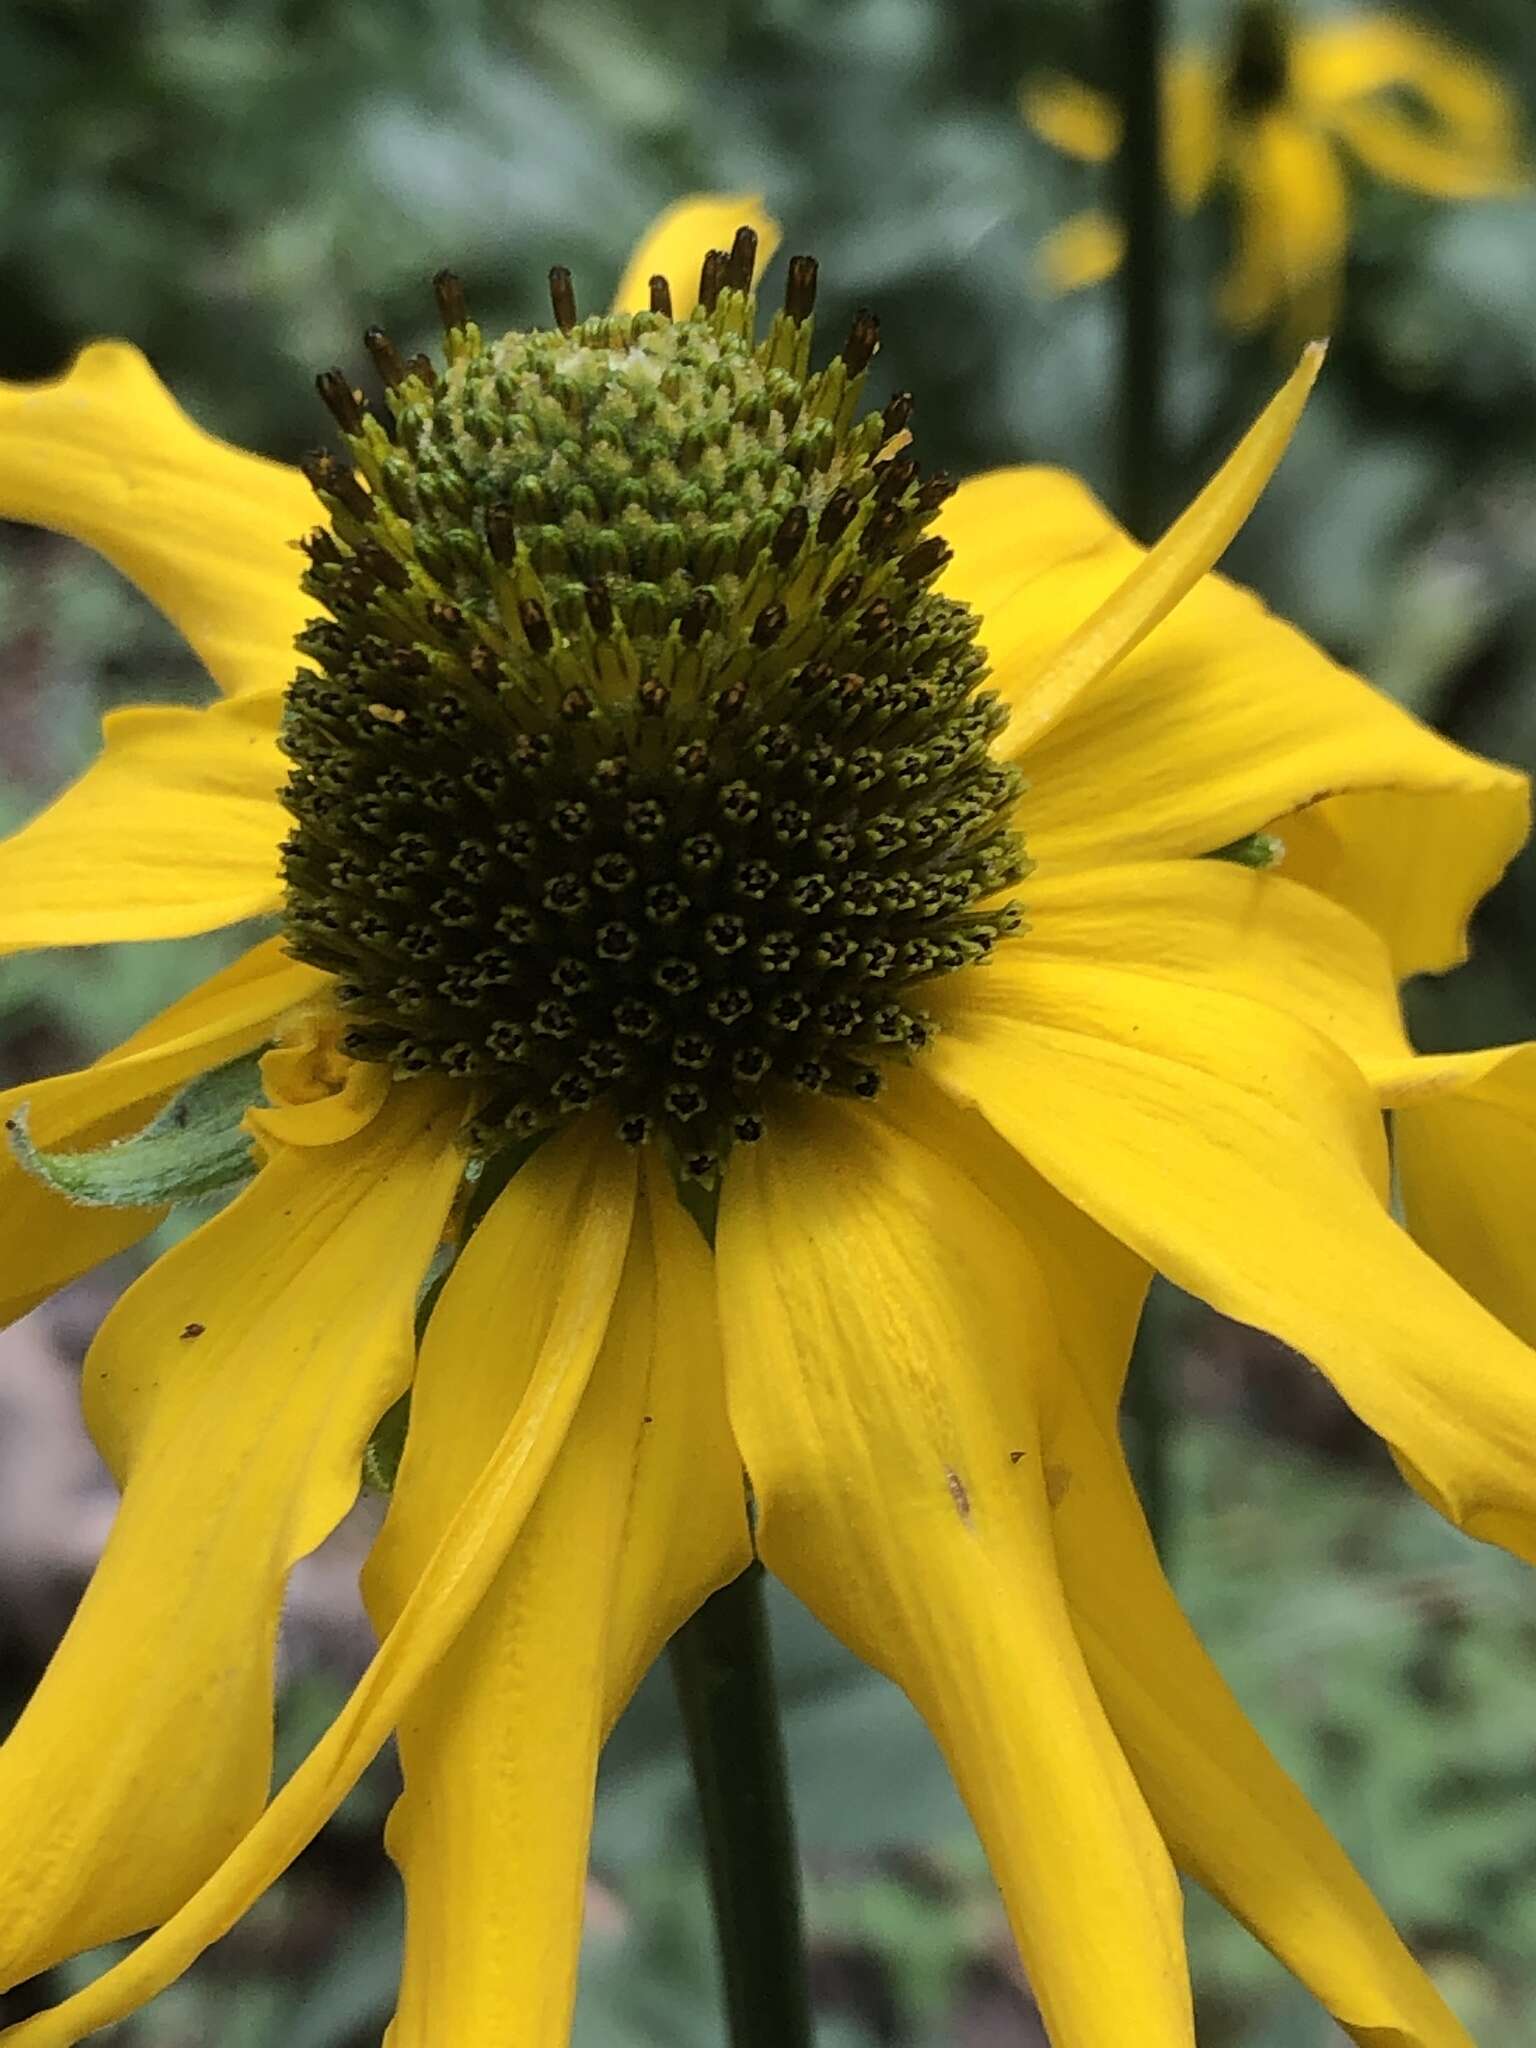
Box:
669;1563;812;2048
1124;1289;1174;1562
1114;0;1175;1559
1114;0;1168;540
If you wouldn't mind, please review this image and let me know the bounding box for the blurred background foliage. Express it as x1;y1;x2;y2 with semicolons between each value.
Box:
2;0;1536;2040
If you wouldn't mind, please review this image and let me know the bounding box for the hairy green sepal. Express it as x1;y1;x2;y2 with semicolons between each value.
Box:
7;1053;264;1210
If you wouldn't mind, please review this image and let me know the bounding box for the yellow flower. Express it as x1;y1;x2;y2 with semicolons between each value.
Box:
0;195;1530;2048
1024;1;1527;333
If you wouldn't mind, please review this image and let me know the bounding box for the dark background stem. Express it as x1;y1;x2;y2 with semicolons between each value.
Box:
1113;0;1177;1555
669;1563;812;2048
1114;0;1168;540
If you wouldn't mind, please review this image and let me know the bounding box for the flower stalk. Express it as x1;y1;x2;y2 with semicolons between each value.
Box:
1115;0;1168;540
669;1562;812;2048
1114;0;1177;1556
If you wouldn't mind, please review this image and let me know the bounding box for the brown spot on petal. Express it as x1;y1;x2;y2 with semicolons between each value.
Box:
1045;1463;1072;1507
946;1468;971;1522
179;1322;206;1341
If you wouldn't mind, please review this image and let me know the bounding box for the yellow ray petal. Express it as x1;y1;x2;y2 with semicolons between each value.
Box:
1035;209;1126;294
939;465;1530;974
1368;1043;1536;1351
369;1154;747;2046
976;348;1323;755
923;1093;1477;2045
1330;100;1526;198
611;195;782;318
1164;53;1223;211
1020;73;1122;162
1063;1446;1476;2046
1298;19;1526;197
1218;113;1348;339
1021;859;1409;1065
0;1121;637;2047
0;343;315;698
717;1089;1195;2045
0;691;287;955
0;938;329;1329
0;1075;463;1987
929;953;1536;1565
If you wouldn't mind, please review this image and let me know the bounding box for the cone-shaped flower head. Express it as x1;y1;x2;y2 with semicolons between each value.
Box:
284;237;1026;1178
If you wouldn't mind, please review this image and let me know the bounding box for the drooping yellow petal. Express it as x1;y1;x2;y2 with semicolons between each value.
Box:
0;938;329;1329
611;196;782;318
1164;52;1223;210
0;1122;637;2048
0;343;314;698
1062;1441;1476;2046
929;952;1536;1565
0;691;287;955
1035;209;1126;293
1021;860;1408;1066
717;1087;1194;2045
1330;99;1526;198
1218;112;1348;339
1298;19;1526;197
938;464;1530;974
0;1075;463;1988
368;1153;746;2047
968;348;1323;755
924;1094;1477;2046
1369;1043;1536;1351
1020;74;1122;162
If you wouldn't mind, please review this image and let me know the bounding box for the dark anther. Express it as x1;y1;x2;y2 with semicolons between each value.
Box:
518;598;554;655
714;680;750;723
300;450;374;523
559;687;594;721
859;504;906;555
817;488;859;545
875;456;919;502
881;391;914;440
548;265;578;334
356;541;409;592
407;352;439;390
698;248;727;312
315;369;363;434
637;677;671;717
485;503;518;566
433;269;469;333
842;309;880;376
364;327;407;389
725;225;759;292
468;645;500;688
916;474;957;518
426;599;463;635
823;572;863;618
771;504;809;568
751;601;788;649
585;581;614;635
679;589;716;644
784;255;819;321
900;536;951;584
649;273;673;317
302;527;343;567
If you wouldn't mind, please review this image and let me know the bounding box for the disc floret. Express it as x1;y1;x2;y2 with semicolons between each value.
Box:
279;229;1030;1180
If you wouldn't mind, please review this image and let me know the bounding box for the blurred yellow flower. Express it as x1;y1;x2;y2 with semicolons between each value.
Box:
1024;0;1528;333
0;193;1530;2048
